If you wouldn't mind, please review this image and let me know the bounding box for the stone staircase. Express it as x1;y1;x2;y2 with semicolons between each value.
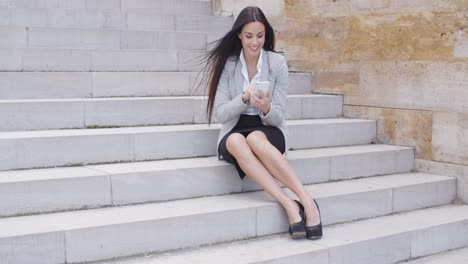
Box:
0;1;467;263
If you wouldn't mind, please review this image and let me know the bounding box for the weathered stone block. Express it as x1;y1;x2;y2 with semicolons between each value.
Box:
344;105;432;160
432;112;468;165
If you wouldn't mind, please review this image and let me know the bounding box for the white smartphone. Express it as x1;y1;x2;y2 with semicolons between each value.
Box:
254;81;269;97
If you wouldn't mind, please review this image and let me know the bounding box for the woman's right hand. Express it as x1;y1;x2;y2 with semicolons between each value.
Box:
242;81;255;103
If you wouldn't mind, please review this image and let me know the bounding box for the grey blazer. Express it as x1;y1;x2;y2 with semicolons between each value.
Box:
214;51;289;157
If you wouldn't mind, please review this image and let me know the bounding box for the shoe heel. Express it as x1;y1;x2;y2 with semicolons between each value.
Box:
288;200;306;239
306;199;323;240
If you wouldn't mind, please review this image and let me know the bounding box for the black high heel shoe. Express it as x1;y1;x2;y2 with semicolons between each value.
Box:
306;199;323;240
288;200;306;239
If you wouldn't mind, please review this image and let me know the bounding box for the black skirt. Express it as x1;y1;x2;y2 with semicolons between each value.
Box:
218;114;285;180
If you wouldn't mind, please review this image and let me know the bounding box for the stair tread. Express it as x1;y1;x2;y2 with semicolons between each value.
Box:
0;144;410;182
92;204;468;264
0;94;340;103
403;246;468;264
0;118;373;138
0;172;455;238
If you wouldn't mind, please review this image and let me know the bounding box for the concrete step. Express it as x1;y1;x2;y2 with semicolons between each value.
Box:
0;144;413;217
0;1;216;25
402;246;468;264
0;48;211;71
0;118;376;171
94;204;468;264
0;8;231;31
0;0;212;15
0;94;342;131
0;26;216;50
0;71;313;99
0;173;457;263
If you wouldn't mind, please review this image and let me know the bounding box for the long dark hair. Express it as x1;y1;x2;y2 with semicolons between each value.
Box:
202;6;276;124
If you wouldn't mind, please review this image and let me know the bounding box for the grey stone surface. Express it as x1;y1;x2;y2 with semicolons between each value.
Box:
416;158;468;204
94;205;468;264
46;9;124;28
405;246;468;264
8;0;59;8
65;207;257;262
0;144;414;216
0;173;111;216
84;97;195;127
0;48;21;71
301;94;342;117
22;49;91;71
11;8;48;27
161;0;212;15
133;126;218;160
0;8;10;25
175;15;233;32
111;162;241;205
358;173;456;212
0;71;312;99
287;119;376;150
92;72;190;97
121;0;161;10
0;232;65;264
0;119;377;170
288;72;313;94
0;140;18;172
411;220;468;258
121;30;175;49
28;28;121;49
0;72;93;99
0;93;341;131
0;26;26;48
392;176;456;212
85;0;120;10
126;12;174;31
0;132;134;171
0;180;461;263
91;50;178;71
328;234;411;264
0;99;85;131
330;149;396;180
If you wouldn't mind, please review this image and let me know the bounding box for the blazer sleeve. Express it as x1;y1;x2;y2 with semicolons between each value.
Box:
213;62;248;124
260;56;288;127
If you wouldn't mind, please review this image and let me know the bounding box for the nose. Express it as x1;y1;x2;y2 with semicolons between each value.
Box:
252;37;259;46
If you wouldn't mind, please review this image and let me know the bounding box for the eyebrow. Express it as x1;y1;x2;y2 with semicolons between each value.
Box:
245;31;265;34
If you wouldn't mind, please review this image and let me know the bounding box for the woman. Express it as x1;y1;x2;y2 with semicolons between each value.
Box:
203;6;322;240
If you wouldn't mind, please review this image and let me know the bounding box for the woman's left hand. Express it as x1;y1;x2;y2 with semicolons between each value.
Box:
251;90;271;115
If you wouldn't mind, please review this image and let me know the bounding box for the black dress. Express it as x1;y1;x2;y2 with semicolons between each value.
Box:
218;114;285;179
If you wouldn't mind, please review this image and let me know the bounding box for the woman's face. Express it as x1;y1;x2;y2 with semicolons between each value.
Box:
238;21;265;58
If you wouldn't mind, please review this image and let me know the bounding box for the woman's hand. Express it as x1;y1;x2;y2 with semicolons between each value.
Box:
251;89;271;114
242;82;255;103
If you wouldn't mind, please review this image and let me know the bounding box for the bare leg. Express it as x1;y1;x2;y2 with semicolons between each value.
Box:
226;133;302;224
246;131;320;226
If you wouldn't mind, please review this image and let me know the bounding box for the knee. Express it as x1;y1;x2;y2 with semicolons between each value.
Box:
246;131;268;152
226;133;249;154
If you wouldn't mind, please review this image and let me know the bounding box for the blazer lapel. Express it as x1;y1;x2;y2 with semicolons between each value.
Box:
260;51;270;83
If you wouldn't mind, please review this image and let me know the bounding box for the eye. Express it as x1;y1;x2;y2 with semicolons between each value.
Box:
258;34;264;38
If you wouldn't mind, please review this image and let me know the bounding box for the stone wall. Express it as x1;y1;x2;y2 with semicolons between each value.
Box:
214;0;468;203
